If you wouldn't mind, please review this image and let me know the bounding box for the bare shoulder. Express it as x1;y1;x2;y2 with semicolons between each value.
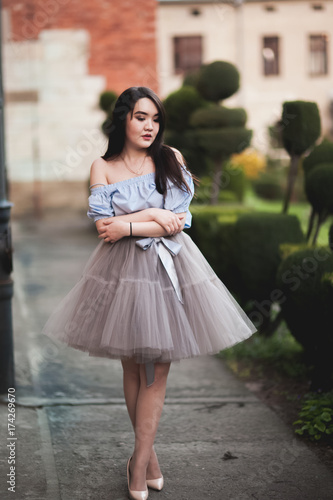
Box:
89;157;108;186
169;146;185;166
169;146;192;177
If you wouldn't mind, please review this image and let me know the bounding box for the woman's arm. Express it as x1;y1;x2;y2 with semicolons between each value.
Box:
96;208;185;238
90;157;184;234
98;212;187;243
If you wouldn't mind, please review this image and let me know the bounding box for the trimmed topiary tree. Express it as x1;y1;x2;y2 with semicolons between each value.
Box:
280;101;321;213
99;90;118;114
189;61;252;203
163;86;208;133
164;127;209;177
182;67;203;89
305;163;333;243
196;61;240;103
190;106;247;128
162;86;210;176
303;138;333;175
99;90;118;136
302;139;333;244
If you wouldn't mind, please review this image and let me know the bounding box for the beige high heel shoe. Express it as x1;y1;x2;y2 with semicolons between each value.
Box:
146;476;164;491
127;457;149;500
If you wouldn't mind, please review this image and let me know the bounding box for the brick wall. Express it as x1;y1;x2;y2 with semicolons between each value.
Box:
3;0;158;94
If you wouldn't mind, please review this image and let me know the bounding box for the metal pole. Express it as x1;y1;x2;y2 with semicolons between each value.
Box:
0;0;15;393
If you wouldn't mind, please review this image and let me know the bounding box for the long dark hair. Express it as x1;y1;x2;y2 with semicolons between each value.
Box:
101;86;193;195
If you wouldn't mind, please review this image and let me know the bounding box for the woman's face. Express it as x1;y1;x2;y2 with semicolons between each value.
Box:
125;98;160;150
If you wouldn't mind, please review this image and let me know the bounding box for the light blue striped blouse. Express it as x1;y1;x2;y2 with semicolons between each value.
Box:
87;168;194;228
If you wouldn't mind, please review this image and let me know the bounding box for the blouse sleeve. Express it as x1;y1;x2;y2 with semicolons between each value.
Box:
87;188;115;222
163;166;195;229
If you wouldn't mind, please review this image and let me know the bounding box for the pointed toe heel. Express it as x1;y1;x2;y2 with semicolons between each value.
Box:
127;457;149;500
146;476;164;491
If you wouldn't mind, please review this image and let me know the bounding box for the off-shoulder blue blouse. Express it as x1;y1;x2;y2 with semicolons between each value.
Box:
87;167;194;228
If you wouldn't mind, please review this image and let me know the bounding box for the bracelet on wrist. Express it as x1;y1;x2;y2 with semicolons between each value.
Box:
129;222;132;237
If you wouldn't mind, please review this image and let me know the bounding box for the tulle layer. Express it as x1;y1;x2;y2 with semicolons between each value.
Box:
42;231;257;363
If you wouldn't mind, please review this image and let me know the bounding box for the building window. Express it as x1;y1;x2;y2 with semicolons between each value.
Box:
309;35;328;75
262;36;279;76
173;36;202;74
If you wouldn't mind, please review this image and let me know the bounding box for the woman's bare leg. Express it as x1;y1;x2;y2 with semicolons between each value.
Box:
121;359;170;491
122;359;160;479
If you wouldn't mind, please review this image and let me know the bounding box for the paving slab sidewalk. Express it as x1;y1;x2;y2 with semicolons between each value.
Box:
1;215;333;500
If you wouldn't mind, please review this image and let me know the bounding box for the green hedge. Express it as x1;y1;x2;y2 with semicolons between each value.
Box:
276;247;333;388
188;209;305;322
187;206;252;291
232;213;305;305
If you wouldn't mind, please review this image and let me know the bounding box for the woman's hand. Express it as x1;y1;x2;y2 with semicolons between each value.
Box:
97;220;129;243
149;208;184;235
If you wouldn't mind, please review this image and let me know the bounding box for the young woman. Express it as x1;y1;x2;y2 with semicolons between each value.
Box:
42;86;256;500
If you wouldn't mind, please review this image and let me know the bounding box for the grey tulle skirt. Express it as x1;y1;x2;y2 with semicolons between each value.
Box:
42;231;257;365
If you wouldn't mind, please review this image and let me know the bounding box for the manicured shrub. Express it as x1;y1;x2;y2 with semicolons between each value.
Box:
190;106;247;128
182;60;251;203
276;247;333;389
182;67;203;88
99;90;118;113
303;139;333;175
196;61;240;102
280;100;321;213
232;213;305;310
188;206;253;291
190;210;305;334
164;130;209;177
192;128;252;158
302;140;333;244
163;86;208;133
252;172;285;200
305;163;333;214
281;101;321;157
